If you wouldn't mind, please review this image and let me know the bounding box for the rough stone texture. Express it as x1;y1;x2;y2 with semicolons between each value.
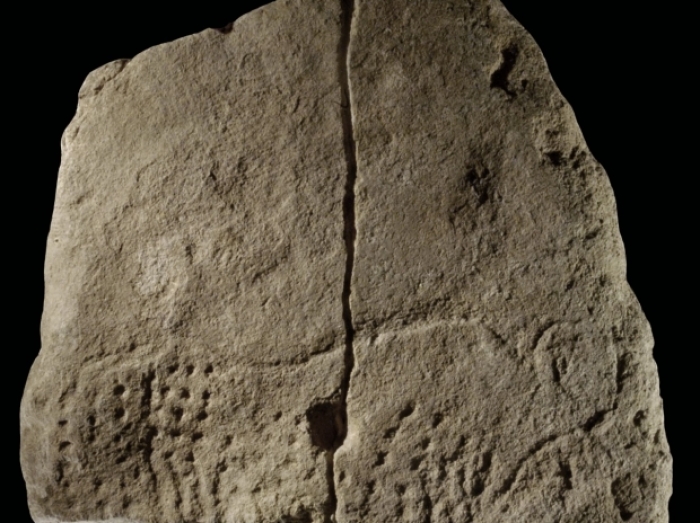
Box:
21;0;671;522
22;2;348;521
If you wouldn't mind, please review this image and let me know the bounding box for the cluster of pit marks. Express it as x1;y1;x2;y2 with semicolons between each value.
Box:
343;320;650;517
50;359;223;520
152;360;219;520
348;402;501;522
350;402;421;520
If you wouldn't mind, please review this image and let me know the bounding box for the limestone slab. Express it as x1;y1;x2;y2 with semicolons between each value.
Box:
22;1;348;521
21;1;671;522
337;1;671;521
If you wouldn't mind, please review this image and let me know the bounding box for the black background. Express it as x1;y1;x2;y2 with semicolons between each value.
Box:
13;1;688;521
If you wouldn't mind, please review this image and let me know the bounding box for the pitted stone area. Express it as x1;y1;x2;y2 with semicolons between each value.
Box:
21;1;671;522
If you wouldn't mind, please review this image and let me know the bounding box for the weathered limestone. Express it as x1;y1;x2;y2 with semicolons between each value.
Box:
21;0;671;522
335;1;671;521
22;2;348;521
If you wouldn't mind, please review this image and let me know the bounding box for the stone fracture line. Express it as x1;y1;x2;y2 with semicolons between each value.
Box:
329;0;358;520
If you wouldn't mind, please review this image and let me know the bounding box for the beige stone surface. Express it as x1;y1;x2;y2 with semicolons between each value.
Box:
22;1;348;521
336;1;671;521
21;0;671;522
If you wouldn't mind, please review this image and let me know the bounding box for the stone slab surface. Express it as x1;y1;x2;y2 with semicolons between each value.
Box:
337;1;671;521
21;1;671;522
22;1;348;521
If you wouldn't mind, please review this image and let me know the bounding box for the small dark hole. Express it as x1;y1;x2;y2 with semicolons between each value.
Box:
490;44;519;96
399;404;415;419
546;151;564;166
172;407;184;421
471;478;485;496
373;452;387;467
306;402;344;451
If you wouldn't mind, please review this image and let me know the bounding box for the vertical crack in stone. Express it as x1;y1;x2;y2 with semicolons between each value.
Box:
325;0;357;520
